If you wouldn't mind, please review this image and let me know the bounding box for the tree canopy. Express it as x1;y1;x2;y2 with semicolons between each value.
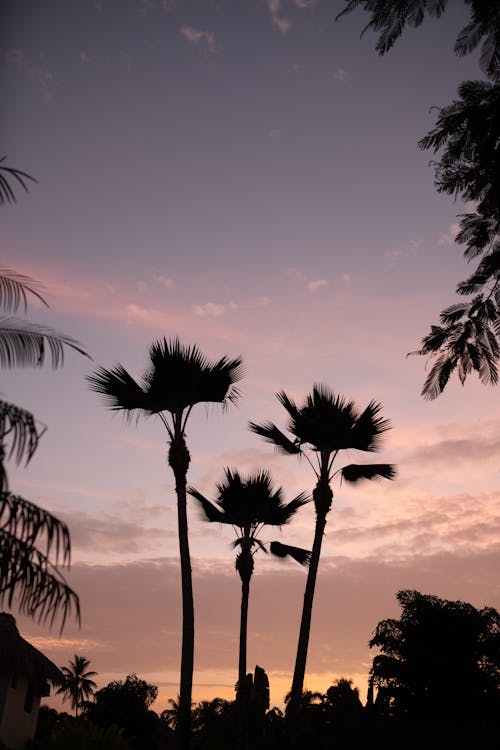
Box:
369;589;500;719
337;0;500;398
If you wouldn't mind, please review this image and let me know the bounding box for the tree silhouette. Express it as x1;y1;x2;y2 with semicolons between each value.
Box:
369;590;500;720
0;156;37;205
336;2;500;81
189;468;310;706
250;385;395;723
337;1;500;398
86;674;160;750
0;266;86;629
88;339;243;750
56;654;98;716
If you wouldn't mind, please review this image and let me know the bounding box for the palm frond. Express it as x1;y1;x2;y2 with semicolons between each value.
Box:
248;421;301;454
87;364;152;417
0;400;42;472
0;492;71;564
421;354;456;401
270;541;311;567
187;487;226;522
350;400;392;452
0;529;80;632
146;338;243;412
0;267;47;313
340;463;396;485
0;158;37;205
0;318;89;368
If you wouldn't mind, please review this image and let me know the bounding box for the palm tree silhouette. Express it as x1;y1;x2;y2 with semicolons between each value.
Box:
250;385;395;722
56;654;98;716
189;468;310;704
88;339;243;750
0;268;87;630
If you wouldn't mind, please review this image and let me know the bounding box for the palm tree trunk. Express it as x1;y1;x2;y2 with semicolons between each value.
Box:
236;549;253;750
169;434;193;750
287;474;332;730
239;576;250;696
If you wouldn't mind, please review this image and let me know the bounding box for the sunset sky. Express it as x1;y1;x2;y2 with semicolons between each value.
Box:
3;0;500;712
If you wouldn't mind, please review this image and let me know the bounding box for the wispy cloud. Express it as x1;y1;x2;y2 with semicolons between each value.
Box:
265;0;292;34
268;128;282;143
307;279;329;293
180;26;217;54
384;238;421;267
334;67;349;83
193;302;226;317
79;51;93;64
5;49;24;65
157;275;174;289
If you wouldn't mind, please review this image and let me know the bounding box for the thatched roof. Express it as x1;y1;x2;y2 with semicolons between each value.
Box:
0;613;63;686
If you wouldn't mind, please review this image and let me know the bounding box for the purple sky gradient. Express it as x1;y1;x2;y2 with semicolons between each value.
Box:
3;0;500;711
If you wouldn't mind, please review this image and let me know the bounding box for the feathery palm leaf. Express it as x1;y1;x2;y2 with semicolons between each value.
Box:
340;463;396;485
0;528;80;630
0;157;37;205
269;541;311;566
0;400;42;474
0;267;47;312
0;492;71;564
336;1;500;80
0;318;89;368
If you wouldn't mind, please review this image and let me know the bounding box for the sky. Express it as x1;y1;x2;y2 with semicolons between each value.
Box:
2;0;500;712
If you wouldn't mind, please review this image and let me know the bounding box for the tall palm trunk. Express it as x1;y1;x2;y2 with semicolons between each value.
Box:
287;472;332;724
169;432;194;750
236;545;253;750
236;545;254;700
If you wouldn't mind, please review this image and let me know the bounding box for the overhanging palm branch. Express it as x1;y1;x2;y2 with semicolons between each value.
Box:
0;318;88;368
335;1;500;80
0;400;43;476
0;526;80;631
0;157;37;205
0;266;47;312
0;492;71;564
0;267;89;368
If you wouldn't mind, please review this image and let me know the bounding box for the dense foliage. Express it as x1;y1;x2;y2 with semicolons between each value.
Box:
370;589;500;720
338;0;500;398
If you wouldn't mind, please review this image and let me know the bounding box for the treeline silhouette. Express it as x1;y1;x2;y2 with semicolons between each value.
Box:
33;590;500;750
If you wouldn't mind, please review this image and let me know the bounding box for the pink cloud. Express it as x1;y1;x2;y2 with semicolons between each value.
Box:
180;26;217;54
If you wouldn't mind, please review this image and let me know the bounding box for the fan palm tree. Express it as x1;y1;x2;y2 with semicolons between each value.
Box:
250;385;395;723
56;654;98;716
87;339;243;750
188;468;310;704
